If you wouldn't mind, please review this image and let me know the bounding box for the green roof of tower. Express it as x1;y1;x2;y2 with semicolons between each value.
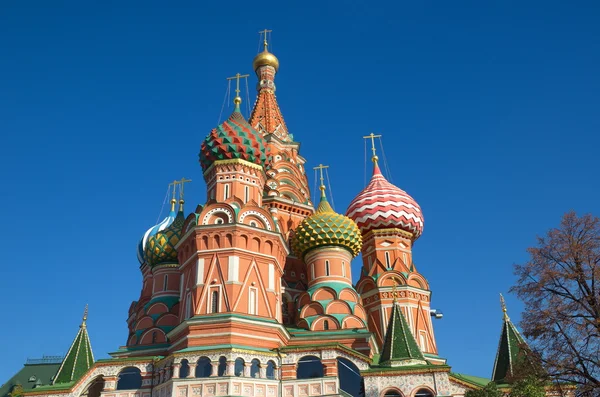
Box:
52;306;95;384
380;302;426;366
492;294;536;383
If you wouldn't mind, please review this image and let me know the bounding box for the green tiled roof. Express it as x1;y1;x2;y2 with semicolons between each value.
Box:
451;373;492;388
380;303;425;366
52;316;94;385
492;308;533;383
0;360;61;397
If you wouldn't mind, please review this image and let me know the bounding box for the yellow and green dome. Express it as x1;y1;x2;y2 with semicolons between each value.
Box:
145;204;185;267
292;188;362;259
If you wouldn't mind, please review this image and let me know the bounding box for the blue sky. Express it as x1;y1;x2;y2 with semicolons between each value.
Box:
1;0;599;383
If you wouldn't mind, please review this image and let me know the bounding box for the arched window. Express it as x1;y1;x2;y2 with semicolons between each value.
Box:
80;376;104;397
234;358;245;376
163;275;168;291
179;360;190;378
249;288;257;315
250;359;260;378
325;260;330;276
195;357;211;378
151;331;157;344
185;293;192;319
297;355;323;379
217;356;227;376
116;367;142;390
342;261;346;278
414;389;434;397
323;320;329;330
385;251;391;268
224;184;230;200
383;390;403;397
211;290;219;313
337;357;363;397
245;186;250;203
266;360;276;379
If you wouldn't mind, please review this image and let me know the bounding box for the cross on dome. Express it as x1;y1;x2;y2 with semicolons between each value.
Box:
226;73;250;105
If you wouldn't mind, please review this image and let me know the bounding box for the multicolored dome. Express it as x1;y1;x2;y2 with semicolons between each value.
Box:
346;163;424;239
292;188;362;259
144;203;185;267
137;200;177;265
199;104;268;172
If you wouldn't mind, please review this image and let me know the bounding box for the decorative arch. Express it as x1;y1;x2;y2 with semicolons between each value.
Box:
381;387;403;397
356;277;377;295
337;357;363;397
312;287;337;301
201;206;234;225
146;303;169;316
325;300;353;315
312;316;339;331
78;375;104;397
300;302;324;318
378;272;408;288
139;328;166;345
195;357;211;378
412;387;435;397
296;356;323;379
339;288;359;303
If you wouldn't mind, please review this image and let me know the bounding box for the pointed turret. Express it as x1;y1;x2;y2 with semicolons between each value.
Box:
380;301;426;367
492;294;536;383
52;306;94;384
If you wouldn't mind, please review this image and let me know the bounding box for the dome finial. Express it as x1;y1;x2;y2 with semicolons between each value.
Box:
226;73;250;107
172;177;191;212
253;29;280;72
260;28;272;51
500;293;510;321
314;163;330;199
81;304;88;328
363;132;382;165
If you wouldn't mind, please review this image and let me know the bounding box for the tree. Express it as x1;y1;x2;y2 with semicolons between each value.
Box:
465;382;502;397
511;211;600;396
510;376;546;397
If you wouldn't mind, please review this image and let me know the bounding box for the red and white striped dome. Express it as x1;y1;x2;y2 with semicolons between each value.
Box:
346;163;424;239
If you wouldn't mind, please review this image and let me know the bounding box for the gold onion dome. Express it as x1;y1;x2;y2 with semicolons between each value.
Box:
253;46;279;72
144;201;186;267
292;188;362;259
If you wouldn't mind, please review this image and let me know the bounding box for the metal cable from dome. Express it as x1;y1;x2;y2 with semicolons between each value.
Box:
379;136;394;184
154;185;170;226
325;168;336;211
217;81;231;126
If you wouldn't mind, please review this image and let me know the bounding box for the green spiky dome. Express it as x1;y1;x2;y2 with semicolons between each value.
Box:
145;206;185;266
292;189;362;259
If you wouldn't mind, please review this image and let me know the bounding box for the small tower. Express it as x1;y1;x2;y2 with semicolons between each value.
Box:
52;306;94;384
291;166;368;333
492;294;540;383
347;135;439;359
172;81;288;351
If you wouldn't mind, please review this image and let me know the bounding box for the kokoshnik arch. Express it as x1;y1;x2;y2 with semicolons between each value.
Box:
1;32;574;397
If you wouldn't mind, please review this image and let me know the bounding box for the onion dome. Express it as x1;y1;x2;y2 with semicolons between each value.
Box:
292;187;362;259
145;201;186;267
253;42;279;72
137;199;177;264
346;162;424;239
199;101;268;172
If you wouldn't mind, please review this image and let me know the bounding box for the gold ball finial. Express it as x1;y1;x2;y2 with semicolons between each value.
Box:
253;29;279;72
234;96;242;106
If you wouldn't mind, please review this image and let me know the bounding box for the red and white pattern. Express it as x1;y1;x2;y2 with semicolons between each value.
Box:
346;164;424;239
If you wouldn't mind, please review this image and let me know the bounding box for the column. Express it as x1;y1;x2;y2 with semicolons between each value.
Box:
172;364;181;379
243;362;252;377
188;363;197;378
211;362;219;377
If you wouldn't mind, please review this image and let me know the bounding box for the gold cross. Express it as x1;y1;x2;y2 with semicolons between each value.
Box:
177;177;192;201
227;73;250;104
363;133;382;163
259;29;272;50
313;164;329;190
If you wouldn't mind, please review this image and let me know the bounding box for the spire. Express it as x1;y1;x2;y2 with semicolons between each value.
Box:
53;306;95;384
492;294;536;383
380;302;426;366
249;30;290;142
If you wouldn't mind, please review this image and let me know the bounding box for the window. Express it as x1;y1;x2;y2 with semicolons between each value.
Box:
116;367;142;390
211;290;219;313
296;356;323;379
419;333;427;351
224;184;230;200
323;320;329;330
403;252;408;265
415;389;434;397
234;358;245;376
179;360;190;378
311;264;315;279
266;360;276;379
245;186;250;203
383;391;403;397
342;261;346;278
215;218;224;225
325;260;330;276
249;288;257;315
151;331;157;343
217;356;227;376
250;359;260;378
195;357;212;378
385;251;391;268
163;275;168;291
249;220;257;227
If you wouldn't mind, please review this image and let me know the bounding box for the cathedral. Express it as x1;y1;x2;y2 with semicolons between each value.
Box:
0;34;571;397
